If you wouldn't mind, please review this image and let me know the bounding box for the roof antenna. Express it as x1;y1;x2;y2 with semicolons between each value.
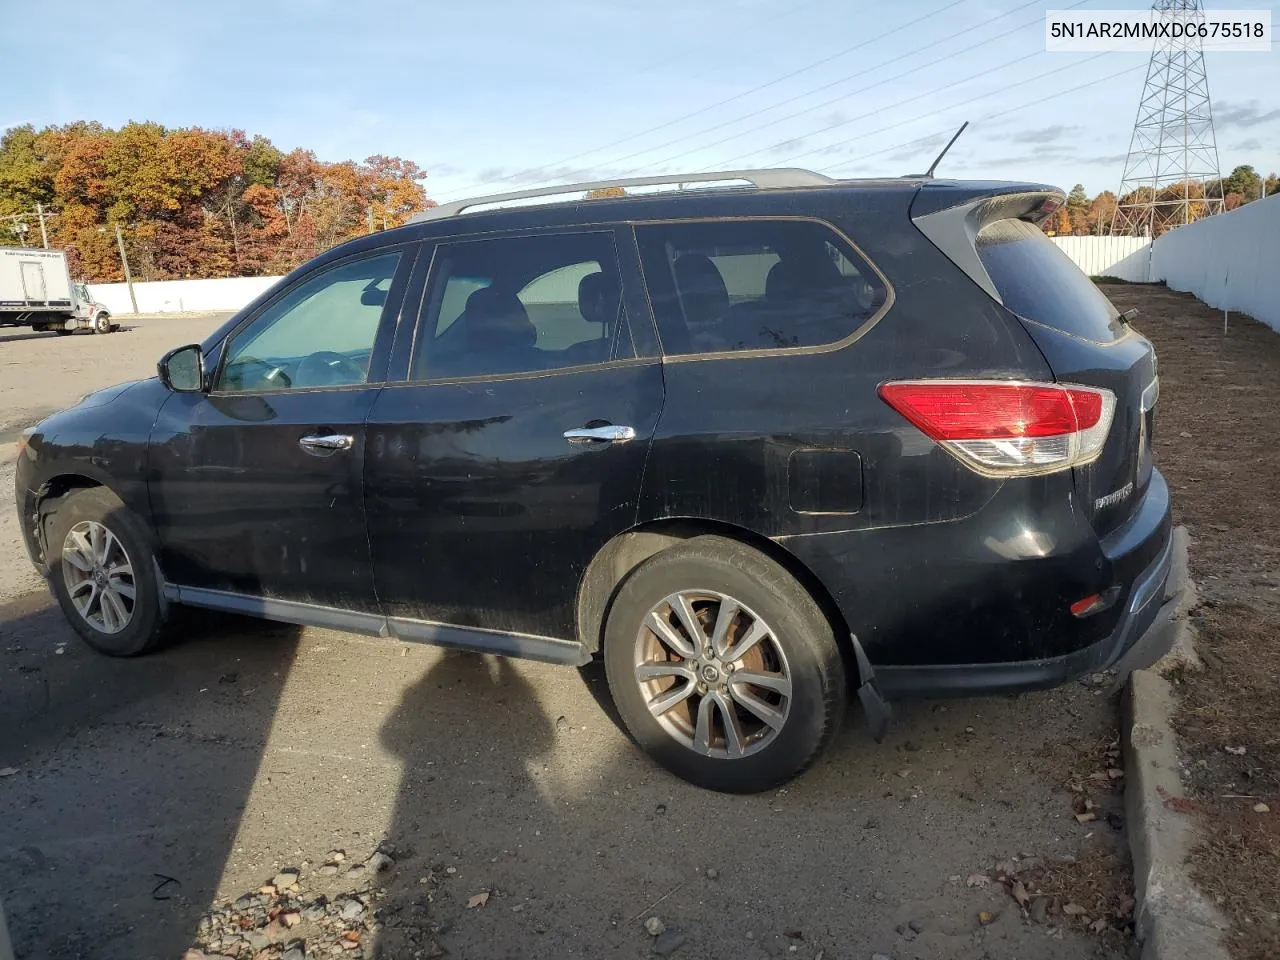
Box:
914;121;969;179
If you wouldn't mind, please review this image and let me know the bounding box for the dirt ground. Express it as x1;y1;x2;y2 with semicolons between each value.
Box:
2;315;1135;960
1104;285;1280;960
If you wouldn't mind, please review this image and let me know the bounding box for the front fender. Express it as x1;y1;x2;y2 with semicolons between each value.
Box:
17;378;172;568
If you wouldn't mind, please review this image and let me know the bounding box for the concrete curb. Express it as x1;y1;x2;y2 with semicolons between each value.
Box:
1123;527;1230;960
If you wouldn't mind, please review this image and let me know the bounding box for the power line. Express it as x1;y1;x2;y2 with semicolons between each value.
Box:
607;0;1065;177
435;0;969;199
818;59;1148;174
772;51;1114;169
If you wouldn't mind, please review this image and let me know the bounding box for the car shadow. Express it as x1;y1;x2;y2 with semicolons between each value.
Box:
0;591;301;960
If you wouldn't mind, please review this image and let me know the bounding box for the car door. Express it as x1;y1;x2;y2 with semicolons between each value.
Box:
363;227;665;649
149;244;417;613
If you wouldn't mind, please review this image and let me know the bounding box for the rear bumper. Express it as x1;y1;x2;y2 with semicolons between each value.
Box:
874;469;1176;698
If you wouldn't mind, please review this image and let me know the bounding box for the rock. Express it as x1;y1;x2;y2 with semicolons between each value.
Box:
329;850;347;862
644;916;666;937
445;866;458;875
1030;897;1050;924
319;864;340;876
366;851;394;873
896;922;917;941
339;898;366;921
651;930;686;957
282;944;306;960
872;891;885;902
862;817;879;830
907;919;924;934
1255;803;1271;813
345;863;366;878
655;803;667;815
706;868;719;880
872;954;893;960
282;911;302;928
978;910;998;926
244;930;271;951
183;951;207;960
273;869;301;889
302;902;327;921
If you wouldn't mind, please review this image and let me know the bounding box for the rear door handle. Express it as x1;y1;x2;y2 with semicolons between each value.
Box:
299;433;354;454
562;424;637;445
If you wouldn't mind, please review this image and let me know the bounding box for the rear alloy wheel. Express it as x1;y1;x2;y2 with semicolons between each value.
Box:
604;535;846;792
47;487;168;656
634;590;792;759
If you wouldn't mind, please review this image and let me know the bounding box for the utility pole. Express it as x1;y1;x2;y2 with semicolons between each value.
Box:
36;203;49;248
367;205;375;234
114;224;139;315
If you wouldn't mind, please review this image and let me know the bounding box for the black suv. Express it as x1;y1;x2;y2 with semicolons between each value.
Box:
16;170;1178;793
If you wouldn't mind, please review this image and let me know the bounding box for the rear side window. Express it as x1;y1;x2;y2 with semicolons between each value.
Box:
975;219;1124;343
635;219;887;356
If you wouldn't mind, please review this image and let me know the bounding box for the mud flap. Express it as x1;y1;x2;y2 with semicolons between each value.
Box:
851;633;892;742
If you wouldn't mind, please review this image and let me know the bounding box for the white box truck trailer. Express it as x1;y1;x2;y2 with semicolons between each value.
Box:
0;247;113;335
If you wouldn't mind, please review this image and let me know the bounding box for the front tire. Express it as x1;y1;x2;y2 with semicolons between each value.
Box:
92;312;111;334
46;487;168;656
603;535;846;793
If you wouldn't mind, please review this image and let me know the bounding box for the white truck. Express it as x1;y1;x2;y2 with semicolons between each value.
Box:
0;247;113;335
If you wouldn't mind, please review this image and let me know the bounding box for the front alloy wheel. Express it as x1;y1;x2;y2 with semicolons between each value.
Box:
635;590;792;759
61;520;136;634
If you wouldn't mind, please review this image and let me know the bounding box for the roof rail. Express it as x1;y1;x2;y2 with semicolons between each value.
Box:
410;168;836;223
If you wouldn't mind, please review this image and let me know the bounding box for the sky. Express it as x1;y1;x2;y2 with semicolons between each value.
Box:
2;0;1277;204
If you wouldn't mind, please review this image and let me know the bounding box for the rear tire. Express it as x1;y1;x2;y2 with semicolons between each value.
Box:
603;535;846;793
46;487;169;656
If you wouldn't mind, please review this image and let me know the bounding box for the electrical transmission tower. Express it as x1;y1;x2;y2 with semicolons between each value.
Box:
1111;0;1224;236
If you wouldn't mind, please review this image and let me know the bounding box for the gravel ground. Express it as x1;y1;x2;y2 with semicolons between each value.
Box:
1;312;1128;960
1105;285;1280;960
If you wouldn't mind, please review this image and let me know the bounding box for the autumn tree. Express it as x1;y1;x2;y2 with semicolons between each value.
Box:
0;121;432;281
584;186;626;199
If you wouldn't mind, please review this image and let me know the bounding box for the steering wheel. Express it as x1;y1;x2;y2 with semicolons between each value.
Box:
227;357;292;390
292;351;367;388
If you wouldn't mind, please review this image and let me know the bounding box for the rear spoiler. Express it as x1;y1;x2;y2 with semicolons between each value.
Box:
909;182;1067;302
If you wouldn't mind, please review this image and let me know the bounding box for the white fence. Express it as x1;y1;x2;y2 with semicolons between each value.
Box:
1051;236;1151;281
1150;193;1280;332
85;237;1160;317
88;276;281;316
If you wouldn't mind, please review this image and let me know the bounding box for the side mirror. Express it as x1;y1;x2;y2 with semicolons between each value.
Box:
158;344;205;392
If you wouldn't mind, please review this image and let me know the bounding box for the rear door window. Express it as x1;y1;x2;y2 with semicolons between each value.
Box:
975;219;1124;343
634;219;888;356
413;231;634;380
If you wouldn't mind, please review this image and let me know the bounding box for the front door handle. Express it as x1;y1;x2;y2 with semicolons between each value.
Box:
299;433;354;454
563;424;637;445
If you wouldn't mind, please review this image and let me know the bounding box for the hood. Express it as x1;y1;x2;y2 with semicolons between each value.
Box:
75;378;149;410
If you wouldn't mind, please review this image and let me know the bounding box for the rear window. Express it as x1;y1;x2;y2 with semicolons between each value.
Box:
976;219;1124;343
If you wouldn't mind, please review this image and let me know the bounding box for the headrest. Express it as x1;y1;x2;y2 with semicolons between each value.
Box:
463;286;535;349
578;271;621;325
672;254;729;325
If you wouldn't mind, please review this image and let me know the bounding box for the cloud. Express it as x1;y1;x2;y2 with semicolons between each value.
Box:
1076;152;1130;166
1214;101;1280;129
766;138;805;155
1009;124;1081;144
1232;138;1263;151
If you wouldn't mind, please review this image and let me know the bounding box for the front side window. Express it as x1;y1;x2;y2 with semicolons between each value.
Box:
413;231;634;380
218;251;402;393
635;219;888;356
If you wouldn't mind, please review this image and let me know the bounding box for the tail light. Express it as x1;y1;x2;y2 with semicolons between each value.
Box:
878;380;1116;477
